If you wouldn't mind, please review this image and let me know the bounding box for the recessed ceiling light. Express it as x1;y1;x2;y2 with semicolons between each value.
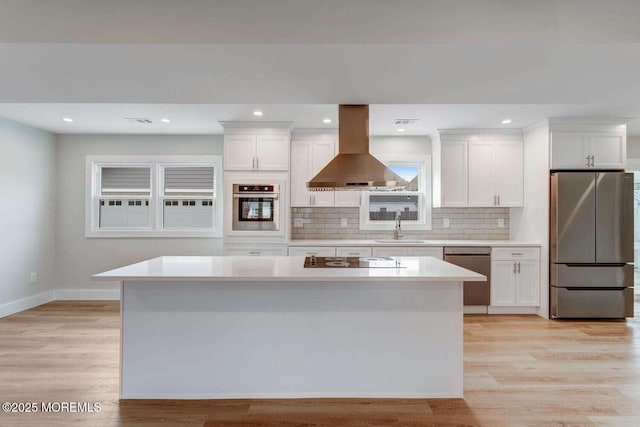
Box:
160;118;171;123
323;118;332;124
397;128;406;132
62;117;73;122
501;119;512;124
253;110;263;117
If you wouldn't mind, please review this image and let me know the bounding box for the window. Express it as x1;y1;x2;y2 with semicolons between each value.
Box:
86;156;222;237
359;155;432;230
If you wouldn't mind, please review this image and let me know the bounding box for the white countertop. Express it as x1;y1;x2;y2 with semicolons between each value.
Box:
93;256;486;282
288;239;541;247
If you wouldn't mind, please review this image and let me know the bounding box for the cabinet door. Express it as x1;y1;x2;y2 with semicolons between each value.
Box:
441;141;468;207
310;141;336;206
490;261;516;306
372;247;408;257
551;131;590;169
494;140;523;207
407;247;443;260
515;261;540;306
290;141;313;207
224;135;256;170
468;141;496;206
590;133;625;169
256;135;290;170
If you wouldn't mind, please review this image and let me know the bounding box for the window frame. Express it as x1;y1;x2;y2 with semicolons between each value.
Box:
359;154;432;231
86;155;223;238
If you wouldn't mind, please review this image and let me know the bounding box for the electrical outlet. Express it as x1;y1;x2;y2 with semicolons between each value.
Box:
443;218;450;228
293;218;304;228
498;218;505;228
341;218;348;228
30;272;37;284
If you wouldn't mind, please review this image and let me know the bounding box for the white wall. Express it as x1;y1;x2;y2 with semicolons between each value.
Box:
370;136;431;156
509;121;550;318
0;117;56;316
55;134;224;298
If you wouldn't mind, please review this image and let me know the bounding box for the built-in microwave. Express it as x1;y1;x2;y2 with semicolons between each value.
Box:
232;184;280;231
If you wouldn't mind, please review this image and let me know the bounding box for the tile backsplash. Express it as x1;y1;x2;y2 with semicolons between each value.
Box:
291;207;510;240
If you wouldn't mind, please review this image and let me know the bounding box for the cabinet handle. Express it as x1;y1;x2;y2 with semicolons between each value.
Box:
256;157;259;170
252;157;256;170
511;252;523;256
517;262;521;273
513;262;517;274
586;155;590;167
497;195;500;205
249;251;260;255
307;252;317;255
590;155;595;167
494;195;497;206
348;252;359;255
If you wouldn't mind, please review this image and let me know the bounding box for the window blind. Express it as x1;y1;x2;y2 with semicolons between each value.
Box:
101;167;151;194
164;167;214;195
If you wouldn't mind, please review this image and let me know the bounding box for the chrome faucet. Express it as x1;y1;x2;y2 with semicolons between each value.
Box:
394;209;403;240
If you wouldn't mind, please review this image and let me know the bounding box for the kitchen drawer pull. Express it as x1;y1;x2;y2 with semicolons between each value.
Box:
513;262;517;274
511;252;523;256
517;262;521;273
249;251;260;255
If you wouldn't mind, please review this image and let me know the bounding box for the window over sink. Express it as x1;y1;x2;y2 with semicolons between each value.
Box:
359;155;432;231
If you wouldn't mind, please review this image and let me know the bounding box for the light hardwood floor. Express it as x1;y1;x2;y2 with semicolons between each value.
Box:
0;300;639;426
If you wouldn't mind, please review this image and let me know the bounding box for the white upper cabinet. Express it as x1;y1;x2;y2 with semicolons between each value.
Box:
255;135;290;170
590;133;625;169
468;141;495;206
221;124;291;171
224;134;289;171
493;140;524;207
550;130;625;170
440;140;468;207
223;135;257;170
290;139;336;207
441;132;523;208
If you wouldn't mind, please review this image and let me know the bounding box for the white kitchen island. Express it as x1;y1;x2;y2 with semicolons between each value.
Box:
93;256;485;399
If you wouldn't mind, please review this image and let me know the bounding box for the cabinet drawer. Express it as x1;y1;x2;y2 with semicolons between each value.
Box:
224;246;288;256
336;247;372;257
288;246;336;257
492;247;539;261
372;247;408;257
407;247;443;259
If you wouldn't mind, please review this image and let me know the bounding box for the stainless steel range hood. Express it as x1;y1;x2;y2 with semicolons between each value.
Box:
307;105;408;190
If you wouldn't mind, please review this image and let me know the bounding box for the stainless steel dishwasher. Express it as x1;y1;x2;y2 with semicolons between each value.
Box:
444;247;491;306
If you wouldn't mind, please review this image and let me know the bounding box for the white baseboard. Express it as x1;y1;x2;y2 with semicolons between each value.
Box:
0;291;55;319
54;289;120;300
488;306;539;315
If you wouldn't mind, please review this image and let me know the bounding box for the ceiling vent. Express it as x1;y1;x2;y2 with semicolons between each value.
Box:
125;117;153;124
392;119;419;126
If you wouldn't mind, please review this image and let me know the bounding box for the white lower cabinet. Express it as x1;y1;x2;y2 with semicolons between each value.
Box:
490;247;540;307
288;246;336;257
224;245;288;256
335;247;372;257
372;247;408;257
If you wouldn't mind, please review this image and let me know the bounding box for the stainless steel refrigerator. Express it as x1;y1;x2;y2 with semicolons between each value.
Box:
550;172;634;319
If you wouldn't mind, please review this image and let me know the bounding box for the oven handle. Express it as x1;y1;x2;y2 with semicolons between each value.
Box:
233;194;279;199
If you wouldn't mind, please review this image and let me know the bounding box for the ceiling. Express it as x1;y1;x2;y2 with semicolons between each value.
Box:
0;104;637;136
1;1;640;135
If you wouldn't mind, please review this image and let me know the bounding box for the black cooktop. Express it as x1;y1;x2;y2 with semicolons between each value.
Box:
303;256;405;268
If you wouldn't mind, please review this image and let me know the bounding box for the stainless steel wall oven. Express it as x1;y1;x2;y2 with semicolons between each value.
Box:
232;184;280;232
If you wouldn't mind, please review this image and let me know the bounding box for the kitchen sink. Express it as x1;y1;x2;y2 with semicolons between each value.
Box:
374;239;425;244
